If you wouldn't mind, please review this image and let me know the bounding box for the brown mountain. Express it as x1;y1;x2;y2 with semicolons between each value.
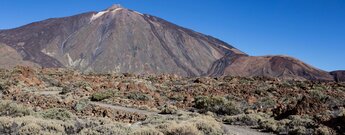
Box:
0;5;339;81
208;55;333;81
330;71;345;82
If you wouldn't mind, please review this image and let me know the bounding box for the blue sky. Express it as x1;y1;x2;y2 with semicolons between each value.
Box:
0;0;344;71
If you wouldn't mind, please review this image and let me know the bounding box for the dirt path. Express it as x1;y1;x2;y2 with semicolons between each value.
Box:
35;91;60;95
36;90;272;135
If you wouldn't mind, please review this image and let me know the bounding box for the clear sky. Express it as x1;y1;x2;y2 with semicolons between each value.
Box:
0;0;344;71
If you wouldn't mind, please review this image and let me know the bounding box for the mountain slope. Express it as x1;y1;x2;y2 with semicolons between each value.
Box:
330;71;345;82
0;43;39;68
0;5;244;76
209;55;333;81
0;5;339;81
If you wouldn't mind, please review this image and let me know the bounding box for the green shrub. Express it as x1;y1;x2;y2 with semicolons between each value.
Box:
169;94;184;101
164;123;201;135
18;123;42;135
130;127;163;135
222;102;242;115
0;81;5;91
74;99;90;112
258;118;278;132
60;86;72;95
223;113;267;126
194;96;241;115
91;90;117;101
315;126;331;135
79;124;131;135
188;116;223;135
288;115;315;128
258;97;276;109
0;101;32;117
0;116;67;134
159;105;177;114
127;92;151;101
309;90;328;102
39;108;73;121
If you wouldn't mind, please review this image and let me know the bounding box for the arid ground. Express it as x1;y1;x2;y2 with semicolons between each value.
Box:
0;66;344;135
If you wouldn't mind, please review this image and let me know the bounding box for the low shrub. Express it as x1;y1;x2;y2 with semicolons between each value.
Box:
258;118;279;132
74;99;90;112
257;97;276;109
287;115;316;128
164;123;201;135
79;124;131;135
39;108;73;121
194;96;241;115
60;86;72;95
0;116;67;134
91;90;117;101
127;92;151;101
159;104;177;114
223;113;268;126
130;127;164;135
315;126;332;135
0;101;32;117
188;116;223;135
18;123;42;135
309;90;328;102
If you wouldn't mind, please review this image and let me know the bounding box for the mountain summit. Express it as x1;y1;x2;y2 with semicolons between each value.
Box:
0;5;339;81
107;4;123;10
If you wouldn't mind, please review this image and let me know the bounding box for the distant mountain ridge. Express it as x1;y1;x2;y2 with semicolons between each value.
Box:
0;4;342;81
331;71;345;82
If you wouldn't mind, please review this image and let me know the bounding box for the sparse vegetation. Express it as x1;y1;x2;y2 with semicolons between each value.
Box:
0;67;344;134
0;101;33;117
38;108;73;121
91;90;117;101
194;96;241;115
74;99;90;112
159;104;177;114
127;92;152;101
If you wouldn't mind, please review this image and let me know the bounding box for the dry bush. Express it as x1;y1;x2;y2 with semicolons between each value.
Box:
127;92;152;101
0;115;135;135
0;100;33;117
223;113;268;126
18;123;42;135
78;124;131;135
74;98;90;112
0;116;67;134
129;127;163;135
143;114;223;135
315;126;332;135
90;90;114;101
162;122;201;135
38;108;74;121
194;96;241;115
159;104;177;114
187;116;223;135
